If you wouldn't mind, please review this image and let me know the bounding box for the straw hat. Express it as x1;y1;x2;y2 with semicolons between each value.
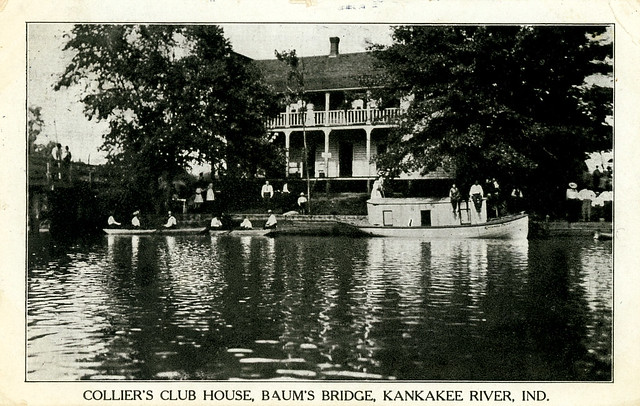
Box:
568;182;577;189
133;210;140;215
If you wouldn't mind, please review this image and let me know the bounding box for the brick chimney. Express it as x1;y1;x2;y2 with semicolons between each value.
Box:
329;37;340;58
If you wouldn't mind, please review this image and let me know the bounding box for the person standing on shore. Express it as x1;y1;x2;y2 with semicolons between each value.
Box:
261;181;274;208
565;182;580;222
297;192;308;214
578;187;596;222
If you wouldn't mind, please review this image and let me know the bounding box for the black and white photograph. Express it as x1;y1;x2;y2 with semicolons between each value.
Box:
2;1;638;404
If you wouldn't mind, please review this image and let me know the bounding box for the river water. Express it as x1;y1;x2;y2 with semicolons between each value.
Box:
27;233;612;381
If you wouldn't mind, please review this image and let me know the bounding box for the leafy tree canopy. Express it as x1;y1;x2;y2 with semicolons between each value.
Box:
55;25;282;189
371;26;612;197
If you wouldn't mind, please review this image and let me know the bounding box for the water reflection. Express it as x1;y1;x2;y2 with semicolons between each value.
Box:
27;234;611;381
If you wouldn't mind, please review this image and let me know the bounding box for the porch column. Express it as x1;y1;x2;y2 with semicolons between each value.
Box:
365;127;373;193
323;129;331;177
324;92;330;126
284;130;291;178
285;105;290;128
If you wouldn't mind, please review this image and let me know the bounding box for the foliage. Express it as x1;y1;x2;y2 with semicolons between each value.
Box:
55;25;282;212
371;26;612;204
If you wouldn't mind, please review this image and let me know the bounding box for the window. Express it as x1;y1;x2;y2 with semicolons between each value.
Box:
383;210;393;226
421;210;431;227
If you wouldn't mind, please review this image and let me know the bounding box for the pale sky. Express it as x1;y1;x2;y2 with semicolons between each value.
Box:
27;23;394;165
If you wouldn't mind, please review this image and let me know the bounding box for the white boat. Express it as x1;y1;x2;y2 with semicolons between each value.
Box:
103;227;206;235
345;197;528;239
103;228;157;235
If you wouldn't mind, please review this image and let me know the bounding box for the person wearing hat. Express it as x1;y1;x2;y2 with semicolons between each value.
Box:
565;182;580;222
297;192;308;214
131;210;141;228
264;210;277;229
163;211;177;228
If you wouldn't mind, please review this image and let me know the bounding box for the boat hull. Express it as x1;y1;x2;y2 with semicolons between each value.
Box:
350;214;529;239
209;229;271;236
103;228;157;235
103;227;206;235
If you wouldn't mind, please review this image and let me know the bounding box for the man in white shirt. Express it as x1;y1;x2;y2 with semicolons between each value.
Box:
297;192;308;214
107;213;121;228
264;210;277;229
578;188;596;222
163;211;177;228
469;180;484;212
240;217;253;229
131;210;141;228
261;181;274;208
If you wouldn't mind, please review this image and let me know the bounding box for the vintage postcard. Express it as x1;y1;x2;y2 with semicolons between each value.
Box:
1;0;639;405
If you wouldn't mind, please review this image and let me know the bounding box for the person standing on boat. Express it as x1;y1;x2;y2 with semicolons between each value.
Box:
240;216;253;229
371;176;385;199
264;210;277;229
163;211;177;229
131;210;141;228
449;183;461;217
469;180;484;213
107;213;121;228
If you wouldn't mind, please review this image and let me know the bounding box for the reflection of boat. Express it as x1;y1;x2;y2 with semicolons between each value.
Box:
593;231;613;240
103;227;206;235
209;228;272;237
344;198;528;239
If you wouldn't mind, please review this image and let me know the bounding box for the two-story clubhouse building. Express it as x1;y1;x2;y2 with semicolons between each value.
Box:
254;37;451;193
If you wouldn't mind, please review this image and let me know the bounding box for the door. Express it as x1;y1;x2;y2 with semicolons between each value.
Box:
339;141;353;177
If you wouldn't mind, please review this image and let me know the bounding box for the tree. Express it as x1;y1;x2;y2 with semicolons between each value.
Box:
28;106;45;154
55;25;282;212
274;49;312;212
371;26;612;212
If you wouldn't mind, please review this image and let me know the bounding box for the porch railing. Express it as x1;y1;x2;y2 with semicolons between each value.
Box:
268;107;405;129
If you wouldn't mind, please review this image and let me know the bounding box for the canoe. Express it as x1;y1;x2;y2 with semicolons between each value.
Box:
155;227;207;235
343;213;529;239
593;231;613;240
103;228;157;235
103;227;207;235
209;228;272;236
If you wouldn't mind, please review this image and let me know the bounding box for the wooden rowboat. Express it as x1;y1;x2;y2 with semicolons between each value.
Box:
209;228;272;237
103;227;207;235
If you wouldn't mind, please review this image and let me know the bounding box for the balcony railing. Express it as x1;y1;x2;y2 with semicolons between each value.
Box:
268;107;405;129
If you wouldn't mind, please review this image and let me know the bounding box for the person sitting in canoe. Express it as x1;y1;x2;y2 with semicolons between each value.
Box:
131;210;141;228
264;210;277;229
210;216;222;229
107;212;121;228
469;180;484;212
163;211;177;229
240;216;253;229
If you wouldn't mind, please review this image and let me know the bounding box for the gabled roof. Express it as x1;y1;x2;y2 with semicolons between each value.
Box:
254;52;385;93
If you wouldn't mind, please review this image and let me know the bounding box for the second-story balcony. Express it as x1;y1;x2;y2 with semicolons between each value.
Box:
268;107;405;129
